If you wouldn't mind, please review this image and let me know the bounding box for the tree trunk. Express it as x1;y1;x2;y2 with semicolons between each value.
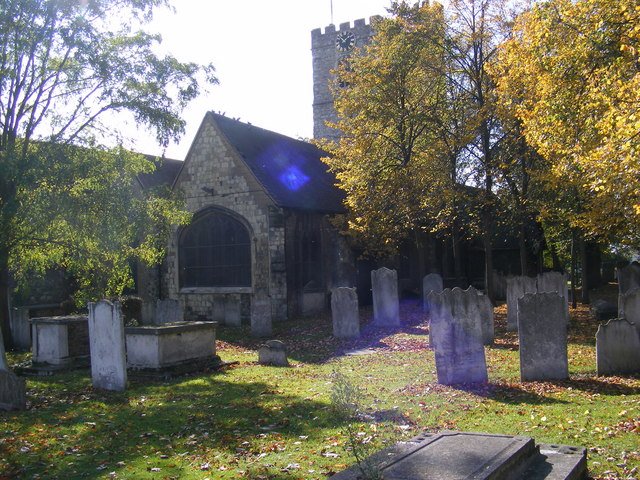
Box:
580;237;590;304
549;243;563;273
570;230;577;309
483;209;495;303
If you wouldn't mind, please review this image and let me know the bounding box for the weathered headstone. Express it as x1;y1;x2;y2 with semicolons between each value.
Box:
428;287;488;385
617;263;640;317
371;267;400;327
537;271;569;321
0;328;26;411
331;287;360;339
258;339;289;366
518;292;568;381
506;276;537;331
88;300;127;391
422;273;443;312
619;288;640;336
251;293;272;337
596;318;640;375
477;293;494;345
155;298;183;324
9;307;31;350
141;301;156;325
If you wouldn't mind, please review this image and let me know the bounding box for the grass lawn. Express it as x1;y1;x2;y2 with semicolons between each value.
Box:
1;298;639;479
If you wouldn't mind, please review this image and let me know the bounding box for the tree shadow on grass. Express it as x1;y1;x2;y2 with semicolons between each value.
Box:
450;381;570;406
4;372;348;479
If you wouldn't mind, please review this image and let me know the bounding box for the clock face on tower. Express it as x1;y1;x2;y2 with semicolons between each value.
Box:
336;31;355;52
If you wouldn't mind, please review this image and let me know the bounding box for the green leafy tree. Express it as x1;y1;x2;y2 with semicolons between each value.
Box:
0;0;216;346
494;0;640;246
320;1;453;269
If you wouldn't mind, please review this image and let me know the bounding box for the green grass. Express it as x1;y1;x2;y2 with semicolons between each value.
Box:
1;300;638;479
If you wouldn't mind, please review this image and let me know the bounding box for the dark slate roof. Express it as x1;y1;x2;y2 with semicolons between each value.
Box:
209;112;345;213
137;156;183;190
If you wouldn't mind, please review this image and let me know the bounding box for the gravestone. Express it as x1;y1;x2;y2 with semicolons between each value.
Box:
329;431;587;480
537;271;569;321
518;292;568;381
477;293;494;345
251;293;272;337
619;288;640;336
371;267;400;327
429;287;488;385
224;296;242;327
422;273;443;312
9;307;31;350
155;298;183;324
258;339;289;366
617;263;640;317
88;300;127;391
0;328;26;411
141;301;156;325
596;318;640;375
331;287;360;339
506;276;537;331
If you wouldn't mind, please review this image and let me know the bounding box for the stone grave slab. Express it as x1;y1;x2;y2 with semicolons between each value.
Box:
88;300;127;391
596;318;640;375
518;293;568;381
331;287;360;339
10;307;31;350
429;288;488;385
258;340;289;366
507;276;537;331
422;273;444;312
330;431;586;480
477;293;494;345
251;293;273;337
371;267;400;327
0;370;26;411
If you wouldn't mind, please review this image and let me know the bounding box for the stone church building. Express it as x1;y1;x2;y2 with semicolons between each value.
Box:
138;112;354;330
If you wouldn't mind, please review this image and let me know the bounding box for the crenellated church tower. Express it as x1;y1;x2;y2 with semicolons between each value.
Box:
311;17;378;140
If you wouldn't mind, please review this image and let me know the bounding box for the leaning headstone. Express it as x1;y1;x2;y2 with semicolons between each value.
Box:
477;293;494;345
251;293;272;337
506;276;537;331
88;300;127;391
422;273;443;312
429;287;488;385
258;340;289;366
331;287;360;339
596;318;640;375
155;298;183;324
371;268;400;327
619;288;640;336
9;307;31;350
518;293;568;381
537;271;569;321
0;328;26;411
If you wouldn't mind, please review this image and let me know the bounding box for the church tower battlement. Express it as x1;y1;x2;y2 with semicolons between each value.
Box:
311;17;380;140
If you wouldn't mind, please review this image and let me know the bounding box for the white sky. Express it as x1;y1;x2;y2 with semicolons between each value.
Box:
129;0;393;159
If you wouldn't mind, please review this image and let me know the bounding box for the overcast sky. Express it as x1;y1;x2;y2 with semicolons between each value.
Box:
127;0;393;159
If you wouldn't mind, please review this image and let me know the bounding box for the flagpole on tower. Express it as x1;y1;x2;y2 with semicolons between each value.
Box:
330;0;334;24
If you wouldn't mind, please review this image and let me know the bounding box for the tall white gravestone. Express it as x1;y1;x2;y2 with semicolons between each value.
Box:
331;287;360;339
517;292;568;381
88;300;127;391
371;268;400;327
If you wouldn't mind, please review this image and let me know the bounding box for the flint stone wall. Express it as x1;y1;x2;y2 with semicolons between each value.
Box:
596;318;640;375
331;287;360;339
371;268;400;327
428;287;487;385
518;292;568;381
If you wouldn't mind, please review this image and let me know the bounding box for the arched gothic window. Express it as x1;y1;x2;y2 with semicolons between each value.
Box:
179;211;251;288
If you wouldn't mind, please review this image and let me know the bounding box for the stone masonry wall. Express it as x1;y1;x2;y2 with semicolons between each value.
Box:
164;115;287;323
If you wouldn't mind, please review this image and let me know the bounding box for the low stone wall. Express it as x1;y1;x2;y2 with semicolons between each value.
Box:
125;321;217;369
